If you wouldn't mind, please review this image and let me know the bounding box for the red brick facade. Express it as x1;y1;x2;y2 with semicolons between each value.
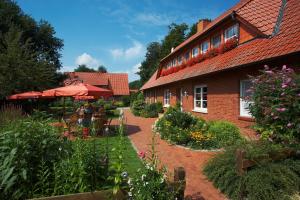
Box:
142;0;300;137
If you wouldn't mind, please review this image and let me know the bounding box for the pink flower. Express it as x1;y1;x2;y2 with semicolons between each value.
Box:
138;151;146;159
282;65;287;71
281;84;288;88
297;93;300;97
281;92;285;96
287;123;293;128
264;65;269;70
273;116;279;119
265;70;273;74
276;108;286;112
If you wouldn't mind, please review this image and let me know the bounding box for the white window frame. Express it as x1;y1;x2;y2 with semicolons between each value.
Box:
211;34;221;48
201;41;209;54
224;24;239;42
164;89;171;107
240;80;253;117
177;56;182;65
192;47;199;58
193;85;208;113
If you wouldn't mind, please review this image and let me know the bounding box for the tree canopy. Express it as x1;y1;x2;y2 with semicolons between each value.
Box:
136;22;198;86
97;65;107;73
74;65;96;72
0;0;63;98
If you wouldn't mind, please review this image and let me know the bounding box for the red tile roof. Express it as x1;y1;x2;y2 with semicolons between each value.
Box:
65;72;130;96
161;0;281;62
142;0;300;90
106;73;130;96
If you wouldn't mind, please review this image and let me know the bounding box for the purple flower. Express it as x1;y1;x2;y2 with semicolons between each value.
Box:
297;93;300;97
287;123;293;128
285;78;292;84
281;92;285;96
273;116;279;120
276;108;286;112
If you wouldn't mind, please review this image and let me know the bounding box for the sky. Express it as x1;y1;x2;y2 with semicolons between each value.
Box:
16;0;239;81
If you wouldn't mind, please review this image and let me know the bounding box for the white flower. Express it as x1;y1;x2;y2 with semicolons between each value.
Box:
141;174;146;181
128;192;132;197
59;147;62;151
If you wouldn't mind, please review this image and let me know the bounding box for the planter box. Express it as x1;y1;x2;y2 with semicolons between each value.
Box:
29;190;125;200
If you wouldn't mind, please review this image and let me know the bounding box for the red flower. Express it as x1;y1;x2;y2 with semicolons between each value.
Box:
138;151;146;159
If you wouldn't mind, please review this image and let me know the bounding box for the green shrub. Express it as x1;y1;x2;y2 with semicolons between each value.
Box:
204;141;300;200
140;102;163;118
0;104;23;126
113;101;124;107
155;107;243;149
207;121;243;148
131;99;145;116
121;95;130;107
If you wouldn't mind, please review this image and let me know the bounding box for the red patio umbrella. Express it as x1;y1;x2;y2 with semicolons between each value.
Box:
42;83;113;98
74;96;95;100
7;91;42;100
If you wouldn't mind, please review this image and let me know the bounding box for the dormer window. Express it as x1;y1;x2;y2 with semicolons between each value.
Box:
225;24;238;41
185;51;190;61
192;47;199;58
211;34;221;48
201;41;209;54
178;56;182;65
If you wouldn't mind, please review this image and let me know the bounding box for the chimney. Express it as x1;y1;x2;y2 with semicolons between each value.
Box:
197;19;211;33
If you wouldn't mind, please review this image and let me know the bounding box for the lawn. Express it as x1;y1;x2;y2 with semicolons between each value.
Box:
94;134;143;176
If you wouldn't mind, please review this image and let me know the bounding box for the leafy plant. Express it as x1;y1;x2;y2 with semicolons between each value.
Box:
204;141;300;200
0;104;23;126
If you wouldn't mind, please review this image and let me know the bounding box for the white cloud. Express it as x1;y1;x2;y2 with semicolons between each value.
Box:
134;13;174;26
110;41;144;60
132;63;141;73
112;63;141;81
75;53;100;67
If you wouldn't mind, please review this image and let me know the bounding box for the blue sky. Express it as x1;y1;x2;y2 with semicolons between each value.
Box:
16;0;238;81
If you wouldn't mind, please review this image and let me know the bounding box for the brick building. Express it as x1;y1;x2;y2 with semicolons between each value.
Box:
64;72;130;98
141;0;300;135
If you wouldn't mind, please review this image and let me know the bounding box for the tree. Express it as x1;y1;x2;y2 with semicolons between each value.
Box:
74;64;95;72
129;80;142;89
97;65;107;73
137;42;161;84
0;27;58;97
186;23;197;39
0;0;63;98
160;23;188;59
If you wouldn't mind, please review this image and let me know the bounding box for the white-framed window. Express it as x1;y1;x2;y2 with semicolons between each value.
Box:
192;47;199;58
240;80;253;117
177;56;182;65
185;51;190;61
193;85;208;113
201;41;209;54
172;59;176;66
164;89;171;107
211;34;221;48
225;24;239;41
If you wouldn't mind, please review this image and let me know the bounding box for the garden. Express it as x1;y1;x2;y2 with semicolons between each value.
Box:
0;98;184;200
154;106;243;150
203;65;300;200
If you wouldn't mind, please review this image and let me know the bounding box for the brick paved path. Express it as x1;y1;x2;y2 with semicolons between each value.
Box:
117;109;226;200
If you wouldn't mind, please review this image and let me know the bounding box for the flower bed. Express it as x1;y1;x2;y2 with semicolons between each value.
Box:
160;37;238;77
154;107;243;150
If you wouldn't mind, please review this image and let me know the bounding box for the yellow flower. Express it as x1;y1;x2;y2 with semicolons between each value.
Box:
190;131;211;143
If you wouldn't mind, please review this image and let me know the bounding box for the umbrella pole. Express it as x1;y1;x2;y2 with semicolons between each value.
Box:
63;97;65;118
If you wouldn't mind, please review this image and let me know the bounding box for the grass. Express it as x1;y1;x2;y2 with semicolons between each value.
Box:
93;135;143;176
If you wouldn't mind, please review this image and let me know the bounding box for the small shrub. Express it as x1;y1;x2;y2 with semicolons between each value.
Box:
131;99;145;116
140;102;163;118
121;95;130;107
0;104;23;125
207;121;242;148
204;141;300;200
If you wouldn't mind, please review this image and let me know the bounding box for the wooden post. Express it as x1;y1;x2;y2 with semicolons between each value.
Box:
174;167;186;200
236;149;246;176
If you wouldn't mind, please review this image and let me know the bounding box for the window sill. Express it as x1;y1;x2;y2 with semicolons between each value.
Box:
192;109;207;114
238;116;254;122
